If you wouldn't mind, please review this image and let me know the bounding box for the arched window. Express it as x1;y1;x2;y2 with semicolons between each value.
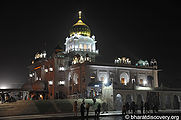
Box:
88;44;91;51
84;44;87;50
147;75;153;87
79;44;83;49
99;73;111;86
120;72;129;85
73;73;78;84
138;74;147;86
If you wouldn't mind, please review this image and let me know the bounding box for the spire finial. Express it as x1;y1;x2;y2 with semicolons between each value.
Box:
78;11;82;19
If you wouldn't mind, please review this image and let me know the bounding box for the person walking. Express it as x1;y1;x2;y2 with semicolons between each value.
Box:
140;101;144;114
125;102;130;114
92;101;97;118
135;104;138;114
101;102;108;114
86;103;90;119
1;92;5;104
96;103;101;118
73;101;78;117
80;102;85;120
131;101;136;114
145;101;149;114
122;104;126;114
155;103;158;113
147;102;150;113
105;102;108;113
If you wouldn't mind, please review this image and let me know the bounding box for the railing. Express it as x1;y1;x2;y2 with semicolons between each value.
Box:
66;48;99;54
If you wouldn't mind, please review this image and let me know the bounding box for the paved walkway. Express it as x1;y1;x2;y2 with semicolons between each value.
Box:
0;111;121;120
0;110;181;120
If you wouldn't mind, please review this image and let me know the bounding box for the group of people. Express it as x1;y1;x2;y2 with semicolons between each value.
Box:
73;99;108;120
0;92;16;104
0;92;5;104
122;101;159;114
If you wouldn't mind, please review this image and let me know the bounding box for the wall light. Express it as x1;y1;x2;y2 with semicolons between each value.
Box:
45;69;48;72
48;81;53;85
59;67;65;71
58;81;65;85
49;67;53;71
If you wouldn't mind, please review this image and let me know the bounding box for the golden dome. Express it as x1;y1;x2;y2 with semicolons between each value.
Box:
70;11;91;37
73;19;87;26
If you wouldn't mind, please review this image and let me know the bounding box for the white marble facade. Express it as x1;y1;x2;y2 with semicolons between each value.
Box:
64;35;98;54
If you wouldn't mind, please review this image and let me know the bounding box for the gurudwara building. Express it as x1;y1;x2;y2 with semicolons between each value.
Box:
23;11;181;110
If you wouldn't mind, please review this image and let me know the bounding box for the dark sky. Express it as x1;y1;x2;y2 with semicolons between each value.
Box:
0;1;181;88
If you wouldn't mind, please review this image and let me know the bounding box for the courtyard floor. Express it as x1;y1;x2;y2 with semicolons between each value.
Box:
0;110;180;120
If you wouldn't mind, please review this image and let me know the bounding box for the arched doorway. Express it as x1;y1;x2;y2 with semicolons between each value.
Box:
173;95;180;109
137;94;144;109
115;94;122;111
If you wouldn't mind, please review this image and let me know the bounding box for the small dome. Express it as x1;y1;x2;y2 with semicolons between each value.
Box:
69;11;91;37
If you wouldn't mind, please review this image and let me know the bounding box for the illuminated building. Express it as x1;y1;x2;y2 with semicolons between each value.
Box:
24;47;67;100
24;11;181;110
65;11;98;65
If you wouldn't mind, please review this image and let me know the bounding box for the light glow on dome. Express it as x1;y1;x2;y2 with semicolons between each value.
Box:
70;11;91;37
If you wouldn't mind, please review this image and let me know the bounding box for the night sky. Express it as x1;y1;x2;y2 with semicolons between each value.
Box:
0;1;181;88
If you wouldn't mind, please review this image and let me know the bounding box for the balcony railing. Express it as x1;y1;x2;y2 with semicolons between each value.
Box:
66;48;99;54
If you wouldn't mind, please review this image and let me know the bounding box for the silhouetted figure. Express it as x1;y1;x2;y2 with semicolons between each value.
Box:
125;102;130;114
129;103;132;113
122;105;126;114
145;102;150;114
1;92;5;104
147;102;150;113
131;101;136;114
140;101;144;114
80;102;85;120
82;98;85;104
5;93;10;103
93;103;97;118
96;103;101;118
152;104;158;114
144;102;148;114
92;97;96;104
135;104;138;114
101;102;108;114
73;101;78;116
105;103;108;113
86;103;90;119
155;104;158;113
